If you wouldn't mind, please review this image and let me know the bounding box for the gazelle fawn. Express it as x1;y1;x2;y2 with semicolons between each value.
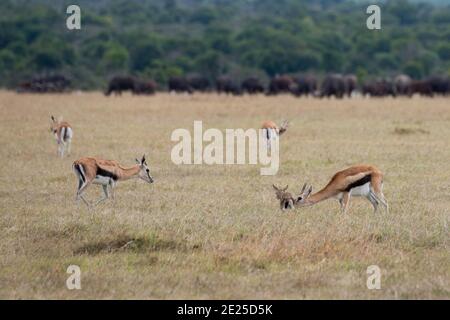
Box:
73;155;154;208
273;164;388;214
50;115;73;158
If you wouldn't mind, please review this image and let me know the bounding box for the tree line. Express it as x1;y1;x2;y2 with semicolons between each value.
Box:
1;0;450;90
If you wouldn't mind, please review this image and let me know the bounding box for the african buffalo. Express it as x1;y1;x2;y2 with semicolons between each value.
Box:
344;74;358;97
241;77;265;94
105;76;136;96
319;74;346;98
188;76;211;92
291;75;317;97
18;74;71;93
216;76;241;95
411;80;433;97
362;79;396;97
168;76;193;94
427;75;450;96
394;74;412;96
133;80;157;95
267;76;294;95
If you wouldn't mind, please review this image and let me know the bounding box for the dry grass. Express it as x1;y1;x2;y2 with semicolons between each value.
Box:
0;91;448;299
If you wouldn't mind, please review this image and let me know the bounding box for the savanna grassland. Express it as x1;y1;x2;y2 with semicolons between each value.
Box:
0;91;448;299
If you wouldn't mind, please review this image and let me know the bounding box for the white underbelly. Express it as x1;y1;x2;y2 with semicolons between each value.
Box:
336;182;371;199
350;182;371;196
93;175;112;185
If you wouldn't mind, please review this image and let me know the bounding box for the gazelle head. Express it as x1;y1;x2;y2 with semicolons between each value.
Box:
135;155;154;184
295;183;313;207
50;115;58;134
273;184;295;210
279;120;289;135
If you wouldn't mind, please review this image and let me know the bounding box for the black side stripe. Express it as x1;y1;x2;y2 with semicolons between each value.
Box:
96;167;118;181
344;174;371;192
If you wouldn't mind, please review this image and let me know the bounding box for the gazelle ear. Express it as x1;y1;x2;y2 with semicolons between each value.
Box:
272;184;280;191
135;158;140;164
51;115;55;122
141;155;146;163
282;185;289;191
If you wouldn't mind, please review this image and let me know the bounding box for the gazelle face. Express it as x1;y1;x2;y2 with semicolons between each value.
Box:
273;184;295;211
50;116;58;135
136;155;154;184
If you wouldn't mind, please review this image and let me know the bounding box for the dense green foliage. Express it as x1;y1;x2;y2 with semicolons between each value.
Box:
1;0;450;89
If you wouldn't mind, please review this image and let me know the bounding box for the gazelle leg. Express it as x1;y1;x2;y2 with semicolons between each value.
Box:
109;179;115;200
102;183;109;198
75;181;91;207
93;184;109;206
380;192;389;213
76;189;91;208
79;194;91;207
368;191;380;213
370;190;388;213
59;142;65;158
340;192;350;214
377;183;389;213
73;164;92;208
66;139;71;155
369;177;389;213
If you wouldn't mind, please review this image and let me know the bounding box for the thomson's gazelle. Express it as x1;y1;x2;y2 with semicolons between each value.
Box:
73;155;154;207
50;116;73;158
261;120;288;149
273;164;388;214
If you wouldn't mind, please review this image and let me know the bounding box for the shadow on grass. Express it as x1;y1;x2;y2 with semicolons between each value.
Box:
74;233;195;255
393;127;429;135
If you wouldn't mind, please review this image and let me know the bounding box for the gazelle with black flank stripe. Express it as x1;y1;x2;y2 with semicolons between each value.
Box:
274;165;388;214
73;155;154;207
50;115;73;158
261;120;288;149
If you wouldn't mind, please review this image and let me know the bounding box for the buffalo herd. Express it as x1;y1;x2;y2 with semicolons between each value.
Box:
105;74;449;98
16;73;450;97
17;74;71;93
362;75;450;98
105;76;157;95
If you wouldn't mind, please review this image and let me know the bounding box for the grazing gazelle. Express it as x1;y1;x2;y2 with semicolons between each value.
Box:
50;115;73;158
261;120;288;149
273;164;388;214
72;155;154;207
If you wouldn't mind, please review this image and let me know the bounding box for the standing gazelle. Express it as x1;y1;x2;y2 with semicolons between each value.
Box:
50;116;73;158
73;155;154;207
261;120;288;149
273;164;388;214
